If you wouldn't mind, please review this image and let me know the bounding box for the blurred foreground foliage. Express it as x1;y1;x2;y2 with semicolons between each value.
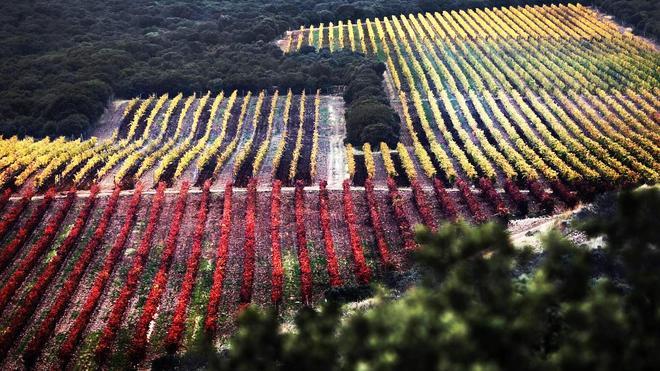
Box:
194;186;659;371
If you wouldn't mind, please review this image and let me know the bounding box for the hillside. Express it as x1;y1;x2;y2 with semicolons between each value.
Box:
0;2;658;369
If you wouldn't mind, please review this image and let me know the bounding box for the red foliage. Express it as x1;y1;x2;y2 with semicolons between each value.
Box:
0;188;55;272
319;180;342;286
386;177;416;251
164;180;210;354
527;179;554;212
270;180;284;304
295;180;313;305
503;178;528;215
456;178;487;223
411;179;437;230
574;180;598;201
478;177;509;217
0;186;35;240
94;182;167;362
549;180;578;208
130;182;189;361
204;182;233;338
0;188;13;212
432;178;458;221
0;188;76;314
0;186;99;358
24;186;120;367
364;179;392;268
239;178;258;306
58;183;143;364
342;180;371;285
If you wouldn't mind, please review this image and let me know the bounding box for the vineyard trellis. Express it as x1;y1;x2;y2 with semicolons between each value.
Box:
0;3;658;369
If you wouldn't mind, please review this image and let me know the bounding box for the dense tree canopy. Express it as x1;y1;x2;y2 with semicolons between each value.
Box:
592;0;660;38
342;62;400;147
344;98;400;147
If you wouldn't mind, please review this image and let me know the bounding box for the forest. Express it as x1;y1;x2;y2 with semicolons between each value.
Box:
0;0;655;138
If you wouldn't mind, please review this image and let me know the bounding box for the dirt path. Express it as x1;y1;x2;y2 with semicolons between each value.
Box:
326;96;348;189
92;100;128;140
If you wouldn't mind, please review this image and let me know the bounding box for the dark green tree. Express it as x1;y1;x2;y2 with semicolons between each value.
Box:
360;122;399;147
345;98;399;146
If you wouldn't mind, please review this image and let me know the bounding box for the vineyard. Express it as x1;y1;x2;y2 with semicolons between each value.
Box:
0;88;337;191
0;2;658;369
288;3;659;190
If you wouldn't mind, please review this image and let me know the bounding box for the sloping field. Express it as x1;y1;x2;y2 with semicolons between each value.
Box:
1;90;345;192
288;4;659;190
0;3;658;369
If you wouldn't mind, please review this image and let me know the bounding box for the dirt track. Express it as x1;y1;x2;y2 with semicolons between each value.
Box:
326;96;348;188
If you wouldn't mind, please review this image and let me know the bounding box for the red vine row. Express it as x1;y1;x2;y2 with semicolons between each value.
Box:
478;177;509;217
0;186;35;241
129;182;190;361
204;182;233;338
58;183;144;365
270;180;283;305
527;179;554;212
0;188;55;272
549;180;578;208
386;177;416;251
342;180;371;285
0;188;77;314
503;178;528;215
364;179;392;268
432;178;458;221
411;179;437;230
239;178;257;306
319;180;342;287
164;180;211;353
24;186;121;367
456;178;487;223
94;182;167;362
295;180;313;305
0;186;99;359
0;188;13;213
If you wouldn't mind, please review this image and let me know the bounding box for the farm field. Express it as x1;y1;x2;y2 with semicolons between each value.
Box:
288;3;659;189
0;2;658;369
1;89;343;191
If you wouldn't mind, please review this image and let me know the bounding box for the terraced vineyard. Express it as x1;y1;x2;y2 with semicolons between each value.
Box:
0;3;658;369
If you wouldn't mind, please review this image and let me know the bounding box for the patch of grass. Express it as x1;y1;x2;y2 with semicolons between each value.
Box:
183;253;214;347
106;327;132;369
361;238;381;278
307;241;330;292
281;247;301;320
74;330;102;371
133;244;164;311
